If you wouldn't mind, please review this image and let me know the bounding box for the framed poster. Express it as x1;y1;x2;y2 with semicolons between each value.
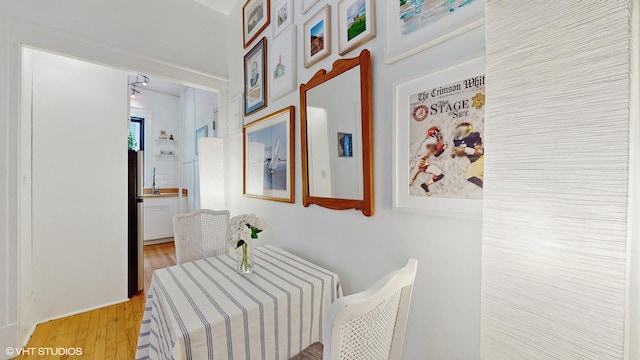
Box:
393;57;485;218
338;0;376;56
195;124;208;158
269;26;297;101
243;106;295;203
244;38;268;116
302;0;321;14
385;0;485;64
243;0;271;48
229;94;243;134
303;5;331;68
272;0;293;38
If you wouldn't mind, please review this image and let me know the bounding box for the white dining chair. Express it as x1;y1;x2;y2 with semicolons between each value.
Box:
172;209;230;265
291;259;418;360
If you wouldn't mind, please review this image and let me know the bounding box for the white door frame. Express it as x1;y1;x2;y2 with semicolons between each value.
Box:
7;17;229;346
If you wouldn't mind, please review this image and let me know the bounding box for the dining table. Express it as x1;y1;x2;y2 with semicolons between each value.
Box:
135;245;341;360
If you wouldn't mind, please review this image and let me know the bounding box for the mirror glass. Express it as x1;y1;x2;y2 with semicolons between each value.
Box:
305;65;363;200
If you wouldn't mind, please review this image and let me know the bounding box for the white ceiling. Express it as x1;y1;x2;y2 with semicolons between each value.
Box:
192;0;243;15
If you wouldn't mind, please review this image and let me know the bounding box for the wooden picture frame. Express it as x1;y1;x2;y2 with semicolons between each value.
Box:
393;57;485;219
244;38;268;116
300;49;374;216
303;5;331;68
337;0;376;56
243;106;295;203
243;0;271;48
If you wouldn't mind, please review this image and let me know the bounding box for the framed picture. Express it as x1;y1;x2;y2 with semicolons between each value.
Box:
229;94;243;134
338;132;353;157
272;0;293;38
393;57;485;218
244;38;268;116
243;106;295;203
302;0;321;14
303;5;331;68
243;0;270;48
269;26;297;101
195;124;208;158
337;0;376;56
385;0;485;64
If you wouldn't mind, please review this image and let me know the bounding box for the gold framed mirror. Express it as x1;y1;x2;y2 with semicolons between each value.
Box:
300;49;374;216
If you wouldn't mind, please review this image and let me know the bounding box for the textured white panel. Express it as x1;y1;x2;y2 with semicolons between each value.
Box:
482;1;632;359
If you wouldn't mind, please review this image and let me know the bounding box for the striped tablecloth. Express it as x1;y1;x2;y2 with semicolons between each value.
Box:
136;245;341;360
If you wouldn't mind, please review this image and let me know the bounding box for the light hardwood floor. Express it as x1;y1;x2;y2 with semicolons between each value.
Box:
14;242;176;360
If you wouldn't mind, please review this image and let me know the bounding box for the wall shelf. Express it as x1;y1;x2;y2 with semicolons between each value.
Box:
154;139;178;146
155;154;178;162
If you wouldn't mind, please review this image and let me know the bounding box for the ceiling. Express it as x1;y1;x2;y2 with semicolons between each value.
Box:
192;0;243;15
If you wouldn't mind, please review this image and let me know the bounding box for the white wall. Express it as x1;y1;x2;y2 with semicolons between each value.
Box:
224;1;484;358
23;47;129;336
481;1;636;358
131;89;181;189
0;1;229;355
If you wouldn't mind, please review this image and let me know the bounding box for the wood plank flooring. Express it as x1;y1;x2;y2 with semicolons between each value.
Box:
14;242;176;359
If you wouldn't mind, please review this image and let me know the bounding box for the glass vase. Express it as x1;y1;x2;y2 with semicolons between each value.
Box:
237;243;254;274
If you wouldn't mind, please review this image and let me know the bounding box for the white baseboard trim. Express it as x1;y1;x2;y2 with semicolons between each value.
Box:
36;298;130;325
0;322;17;360
16;298;130;348
144;237;173;246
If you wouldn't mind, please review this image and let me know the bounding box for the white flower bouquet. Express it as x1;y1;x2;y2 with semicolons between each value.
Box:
228;214;267;273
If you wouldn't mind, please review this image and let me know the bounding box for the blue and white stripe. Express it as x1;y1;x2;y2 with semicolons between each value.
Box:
135;245;340;360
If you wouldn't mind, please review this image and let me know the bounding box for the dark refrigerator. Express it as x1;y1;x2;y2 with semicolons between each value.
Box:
128;150;144;297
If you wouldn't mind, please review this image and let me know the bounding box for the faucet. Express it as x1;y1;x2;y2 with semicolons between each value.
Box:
152;167;160;194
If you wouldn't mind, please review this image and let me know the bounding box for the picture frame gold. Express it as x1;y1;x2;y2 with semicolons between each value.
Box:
243;106;295;203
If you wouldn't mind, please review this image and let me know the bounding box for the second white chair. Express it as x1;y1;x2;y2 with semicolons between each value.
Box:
172;209;230;265
291;258;418;360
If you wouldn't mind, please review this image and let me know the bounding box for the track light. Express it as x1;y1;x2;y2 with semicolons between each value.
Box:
129;74;149;98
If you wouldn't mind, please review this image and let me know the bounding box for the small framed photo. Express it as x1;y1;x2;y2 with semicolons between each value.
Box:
302;0;321;14
229;94;243;134
243;106;295;203
338;132;353;157
393;57;485;219
244;38;268;116
269;26;297;101
195;124;208;158
243;0;271;48
272;0;293;38
303;5;331;68
338;0;376;56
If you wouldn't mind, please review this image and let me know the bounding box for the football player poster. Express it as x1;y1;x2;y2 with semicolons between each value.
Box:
408;74;485;199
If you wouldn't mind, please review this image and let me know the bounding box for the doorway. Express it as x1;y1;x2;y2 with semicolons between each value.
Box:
17;45;227;346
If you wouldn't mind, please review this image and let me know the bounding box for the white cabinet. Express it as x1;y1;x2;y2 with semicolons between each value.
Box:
143;196;187;241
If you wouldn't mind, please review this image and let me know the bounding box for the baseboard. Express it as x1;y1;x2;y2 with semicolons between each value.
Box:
0;322;17;360
35;298;130;325
144;237;173;246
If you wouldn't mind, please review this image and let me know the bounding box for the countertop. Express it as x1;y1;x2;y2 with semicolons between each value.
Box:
143;188;188;198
